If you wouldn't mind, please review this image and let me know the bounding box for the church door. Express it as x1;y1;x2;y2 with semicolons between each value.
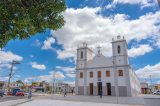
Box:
90;83;93;95
97;82;102;95
106;83;111;95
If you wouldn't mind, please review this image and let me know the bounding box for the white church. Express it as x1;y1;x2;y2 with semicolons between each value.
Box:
75;36;141;96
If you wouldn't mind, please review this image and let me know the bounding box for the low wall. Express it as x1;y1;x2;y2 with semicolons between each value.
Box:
144;98;160;106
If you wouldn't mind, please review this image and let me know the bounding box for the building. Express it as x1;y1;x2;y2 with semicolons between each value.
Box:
31;81;50;92
75;36;141;96
0;81;6;90
10;82;23;88
154;84;160;90
140;82;149;94
52;82;75;93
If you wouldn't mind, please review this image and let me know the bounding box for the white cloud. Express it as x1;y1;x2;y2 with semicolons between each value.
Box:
41;37;55;50
0;76;9;81
128;44;153;58
135;62;160;78
24;70;65;83
106;0;157;9
63;81;75;86
30;62;46;70
0;63;11;70
0;50;23;72
30;55;34;58
155;38;160;48
0;51;23;63
156;80;160;84
56;66;76;78
33;39;41;47
50;7;160;60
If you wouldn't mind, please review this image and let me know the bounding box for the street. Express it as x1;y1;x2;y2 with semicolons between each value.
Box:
0;94;160;106
0;96;26;103
18;99;143;106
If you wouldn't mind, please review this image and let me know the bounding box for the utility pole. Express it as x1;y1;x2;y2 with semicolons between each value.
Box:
52;69;57;94
113;57;118;104
7;60;20;90
52;67;60;94
149;75;153;93
158;0;160;7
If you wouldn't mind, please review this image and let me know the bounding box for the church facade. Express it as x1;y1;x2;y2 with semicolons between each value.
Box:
75;36;141;96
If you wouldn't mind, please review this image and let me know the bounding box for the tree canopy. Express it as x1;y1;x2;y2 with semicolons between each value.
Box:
0;0;66;48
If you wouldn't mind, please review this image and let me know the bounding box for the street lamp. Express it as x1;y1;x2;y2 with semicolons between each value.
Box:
7;60;20;89
52;67;60;94
112;57;119;104
149;75;153;93
157;0;160;7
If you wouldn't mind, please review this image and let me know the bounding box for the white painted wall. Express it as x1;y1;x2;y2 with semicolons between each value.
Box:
78;70;84;86
87;54;113;68
86;68;115;86
76;37;140;96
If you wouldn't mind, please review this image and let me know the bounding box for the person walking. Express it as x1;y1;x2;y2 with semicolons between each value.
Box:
64;89;67;97
71;89;74;95
28;89;32;99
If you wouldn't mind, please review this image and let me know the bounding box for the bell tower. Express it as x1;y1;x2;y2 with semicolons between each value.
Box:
75;43;93;95
112;35;129;66
76;43;93;69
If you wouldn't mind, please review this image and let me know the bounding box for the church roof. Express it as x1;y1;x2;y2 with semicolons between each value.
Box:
87;54;113;68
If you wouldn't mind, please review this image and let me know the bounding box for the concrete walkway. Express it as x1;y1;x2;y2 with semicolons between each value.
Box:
17;99;143;106
0;98;32;106
41;94;145;105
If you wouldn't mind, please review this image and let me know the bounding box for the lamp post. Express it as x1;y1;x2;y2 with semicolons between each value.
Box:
149;75;153;93
7;60;20;90
158;0;160;7
113;57;118;104
52;67;60;94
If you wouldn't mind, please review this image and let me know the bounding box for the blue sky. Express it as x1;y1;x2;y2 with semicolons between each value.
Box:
0;0;160;85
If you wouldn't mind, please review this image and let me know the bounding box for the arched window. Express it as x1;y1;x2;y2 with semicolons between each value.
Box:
117;45;121;54
90;72;93;78
80;51;83;59
80;72;83;78
118;70;123;76
98;71;101;78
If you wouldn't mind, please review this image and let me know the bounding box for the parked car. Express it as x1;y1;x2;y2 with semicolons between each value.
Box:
153;90;160;95
0;90;5;97
24;91;29;96
16;90;25;96
12;88;20;96
7;91;13;96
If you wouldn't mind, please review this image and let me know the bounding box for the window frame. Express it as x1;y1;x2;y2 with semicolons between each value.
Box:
80;51;83;59
98;71;101;78
90;72;93;78
117;45;121;54
118;70;123;76
106;70;110;77
80;72;83;78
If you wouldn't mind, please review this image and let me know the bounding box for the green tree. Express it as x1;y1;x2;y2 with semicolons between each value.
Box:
0;0;66;48
16;80;24;89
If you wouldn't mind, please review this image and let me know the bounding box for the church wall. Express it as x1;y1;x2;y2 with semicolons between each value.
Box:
87;56;113;68
117;67;127;86
118;86;127;96
76;37;140;97
115;56;128;66
86;68;115;86
111;86;116;96
78;70;84;86
78;86;84;95
129;69;141;96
